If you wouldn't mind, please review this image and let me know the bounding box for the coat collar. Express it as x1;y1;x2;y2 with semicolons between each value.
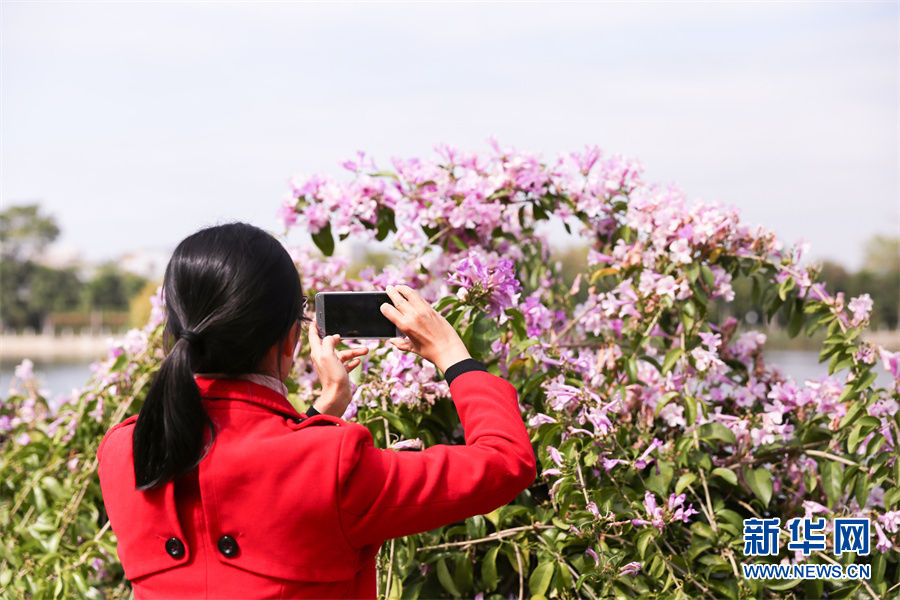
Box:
194;376;304;420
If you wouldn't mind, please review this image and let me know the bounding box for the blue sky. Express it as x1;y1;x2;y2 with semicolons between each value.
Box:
2;1;897;271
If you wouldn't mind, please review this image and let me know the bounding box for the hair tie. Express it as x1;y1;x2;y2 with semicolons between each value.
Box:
179;329;201;346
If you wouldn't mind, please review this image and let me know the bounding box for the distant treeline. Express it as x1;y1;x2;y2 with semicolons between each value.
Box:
0;204;151;332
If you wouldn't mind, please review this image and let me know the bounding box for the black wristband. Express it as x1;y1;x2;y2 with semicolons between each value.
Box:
306;406;320;417
443;358;487;386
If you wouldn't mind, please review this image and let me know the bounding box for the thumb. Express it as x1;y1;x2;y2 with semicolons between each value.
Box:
389;337;412;351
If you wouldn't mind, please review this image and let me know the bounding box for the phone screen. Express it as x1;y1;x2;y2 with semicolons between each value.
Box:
316;292;397;338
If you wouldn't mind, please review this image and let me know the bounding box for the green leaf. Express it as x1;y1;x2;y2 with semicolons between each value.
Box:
481;545;500;590
839;400;865;428
655;391;679;417
819;460;843;508
529;562;555;597
625;356;638;383
854;470;869;507
700;264;716;289
636;528;654;559
375;206;396;241
449;234;467;251
711;467;738;486
787;298;804;338
685;262;700;283
662;347;683;374
698;422;737;445
436;557;461;598
684;396;698;427
504;308;527;341
453;554;473;593
883;486;900;509
743;467;773;507
675;473;697;495
646;460;675;497
311;222;335;256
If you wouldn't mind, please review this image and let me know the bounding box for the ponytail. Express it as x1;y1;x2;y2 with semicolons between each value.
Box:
132;331;215;490
129;222;304;491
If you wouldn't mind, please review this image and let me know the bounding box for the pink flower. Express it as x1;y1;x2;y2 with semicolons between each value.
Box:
602;458;625;471
642;491;666;530
14;358;34;381
585;547;600;567
619;561;641;577
391;438;423;451
527;413;557;427
874;521;893;553
847;293;873;327
447;250;522;323
879;347;900;382
880;511;900;534
802;501;831;519
547;445;565;467
634;438;663;470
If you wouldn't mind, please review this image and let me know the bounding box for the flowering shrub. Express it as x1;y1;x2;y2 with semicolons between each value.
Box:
2;142;898;599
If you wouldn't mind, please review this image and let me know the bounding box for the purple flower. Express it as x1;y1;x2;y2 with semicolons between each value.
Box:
521;294;555;337
634;438;663;470
874;521;893;553
527;413;556;427
14;432;30;446
14;358;34;380
642;491;666;530
602;458;624;471
546;445;565;467
585;547;600;567
618;561;641;577
880;511;900;534
848;293;873;327
391;438;423;451
879;347;900;383
802;501;831;519
447;250;522;323
278;196;299;229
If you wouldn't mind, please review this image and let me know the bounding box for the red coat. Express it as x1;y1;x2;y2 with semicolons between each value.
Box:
97;370;536;599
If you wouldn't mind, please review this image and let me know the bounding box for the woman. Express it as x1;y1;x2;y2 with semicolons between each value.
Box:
96;222;536;599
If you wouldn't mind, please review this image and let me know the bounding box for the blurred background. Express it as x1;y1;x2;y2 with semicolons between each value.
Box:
2;2;898;400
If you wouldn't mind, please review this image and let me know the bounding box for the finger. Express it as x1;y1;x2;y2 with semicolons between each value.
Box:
345;358;360;372
385;284;409;308
380;301;406;326
308;318;322;351
395;284;429;310
338;347;368;361
389;338;413;352
322;334;340;355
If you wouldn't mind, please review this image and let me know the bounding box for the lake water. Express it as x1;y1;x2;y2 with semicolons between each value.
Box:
1;351;893;403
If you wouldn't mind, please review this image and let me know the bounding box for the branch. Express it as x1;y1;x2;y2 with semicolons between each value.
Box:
415;524;554;551
512;543;525;600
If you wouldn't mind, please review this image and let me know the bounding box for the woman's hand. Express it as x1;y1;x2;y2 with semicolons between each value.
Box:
380;284;471;373
308;318;368;417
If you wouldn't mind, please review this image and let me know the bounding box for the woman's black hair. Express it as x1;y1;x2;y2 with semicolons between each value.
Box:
132;222;311;490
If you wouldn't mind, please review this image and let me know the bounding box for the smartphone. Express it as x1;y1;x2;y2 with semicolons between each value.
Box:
314;291;400;339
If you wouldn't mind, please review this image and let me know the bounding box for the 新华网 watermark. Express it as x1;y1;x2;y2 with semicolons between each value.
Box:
741;517;871;580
